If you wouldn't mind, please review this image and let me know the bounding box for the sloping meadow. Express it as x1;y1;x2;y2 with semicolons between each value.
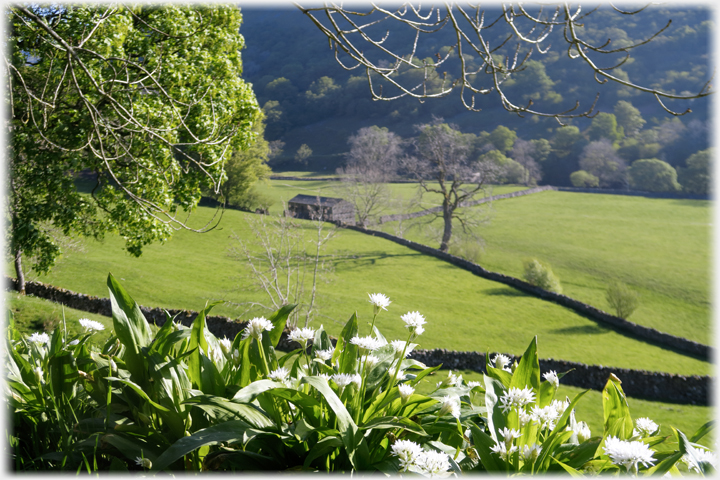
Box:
34;205;711;377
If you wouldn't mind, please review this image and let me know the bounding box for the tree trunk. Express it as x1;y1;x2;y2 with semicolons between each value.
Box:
439;205;453;253
14;248;25;295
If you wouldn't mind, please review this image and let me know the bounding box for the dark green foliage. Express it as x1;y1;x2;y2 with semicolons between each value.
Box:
677;149;712;195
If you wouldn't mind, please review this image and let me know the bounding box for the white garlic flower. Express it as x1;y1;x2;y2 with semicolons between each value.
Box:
79;318;105;333
241;317;274;340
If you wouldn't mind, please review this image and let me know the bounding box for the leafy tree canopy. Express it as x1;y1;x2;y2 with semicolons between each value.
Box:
7;4;259;290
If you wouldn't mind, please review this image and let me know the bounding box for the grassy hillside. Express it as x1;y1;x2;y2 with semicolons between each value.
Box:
378;190;711;345
254;179;527;215
24;204;710;376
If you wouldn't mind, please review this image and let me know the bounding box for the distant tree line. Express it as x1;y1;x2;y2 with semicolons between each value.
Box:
240;6;711;172
334;103;710;196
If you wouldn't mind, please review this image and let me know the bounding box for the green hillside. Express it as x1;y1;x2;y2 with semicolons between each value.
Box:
378;190;711;344
25;203;710;376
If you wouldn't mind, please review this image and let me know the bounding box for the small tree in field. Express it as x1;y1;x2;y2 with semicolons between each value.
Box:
606;281;640;319
229;204;338;328
523;259;562;294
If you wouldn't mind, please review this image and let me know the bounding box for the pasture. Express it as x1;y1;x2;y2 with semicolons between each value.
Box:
26;202;711;376
376;190;711;345
253;180;527;215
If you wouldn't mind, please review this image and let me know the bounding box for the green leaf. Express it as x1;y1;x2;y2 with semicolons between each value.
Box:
311;325;333;356
267;304;296;348
409;364;442;387
553;438;601;469
304;436;343;468
232;379;286;403
690;420;715;443
537;389;589;471
359;416;426;436
302;375;371;470
483;374;507;444
150;420;258;472
106;377;171;412
187;301;221;392
336;313;359;374
551;456;583;476
100;433;162;464
602;376;633;439
267;388;323;426
510;336;540;392
183;395;273;428
645;452;683;476
107;273;152;383
469;422;502;471
485;352;512;388
673;427;711;474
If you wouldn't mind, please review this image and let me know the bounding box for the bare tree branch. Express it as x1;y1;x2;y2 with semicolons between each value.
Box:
296;2;712;120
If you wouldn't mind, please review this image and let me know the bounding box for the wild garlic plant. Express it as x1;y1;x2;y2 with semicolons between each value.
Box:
5;274;715;475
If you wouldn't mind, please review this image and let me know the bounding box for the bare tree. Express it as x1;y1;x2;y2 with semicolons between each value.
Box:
579;139;627;188
229;203;338;328
404;120;499;252
335;126;402;226
510;139;542;186
297;3;711;120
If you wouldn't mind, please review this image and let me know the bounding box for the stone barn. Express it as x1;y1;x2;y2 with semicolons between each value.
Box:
287;194;356;225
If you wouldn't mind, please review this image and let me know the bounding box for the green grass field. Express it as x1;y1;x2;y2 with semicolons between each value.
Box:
378;190;712;345
253;180;527;215
19;203;710;377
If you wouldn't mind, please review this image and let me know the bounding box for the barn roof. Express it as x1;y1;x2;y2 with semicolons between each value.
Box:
288;194;348;207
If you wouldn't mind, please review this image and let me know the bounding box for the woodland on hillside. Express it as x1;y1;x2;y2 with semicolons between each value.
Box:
239;5;711;187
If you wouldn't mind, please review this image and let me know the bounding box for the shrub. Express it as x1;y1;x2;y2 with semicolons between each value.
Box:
449;238;484;263
606;281;640;319
523;259;562;293
628;158;681;193
570;170;599;188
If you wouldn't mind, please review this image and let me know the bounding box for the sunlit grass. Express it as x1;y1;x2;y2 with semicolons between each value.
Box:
26;205;711;376
378;190;711;345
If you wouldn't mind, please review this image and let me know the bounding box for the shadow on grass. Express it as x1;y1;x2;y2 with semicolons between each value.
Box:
483;288;529;297
331;251;424;270
549;325;610;335
670;199;711;208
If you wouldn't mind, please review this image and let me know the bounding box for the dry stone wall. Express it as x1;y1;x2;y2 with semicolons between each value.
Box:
555;186;710;200
341;226;712;361
376;186;555;224
6;277;711;405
